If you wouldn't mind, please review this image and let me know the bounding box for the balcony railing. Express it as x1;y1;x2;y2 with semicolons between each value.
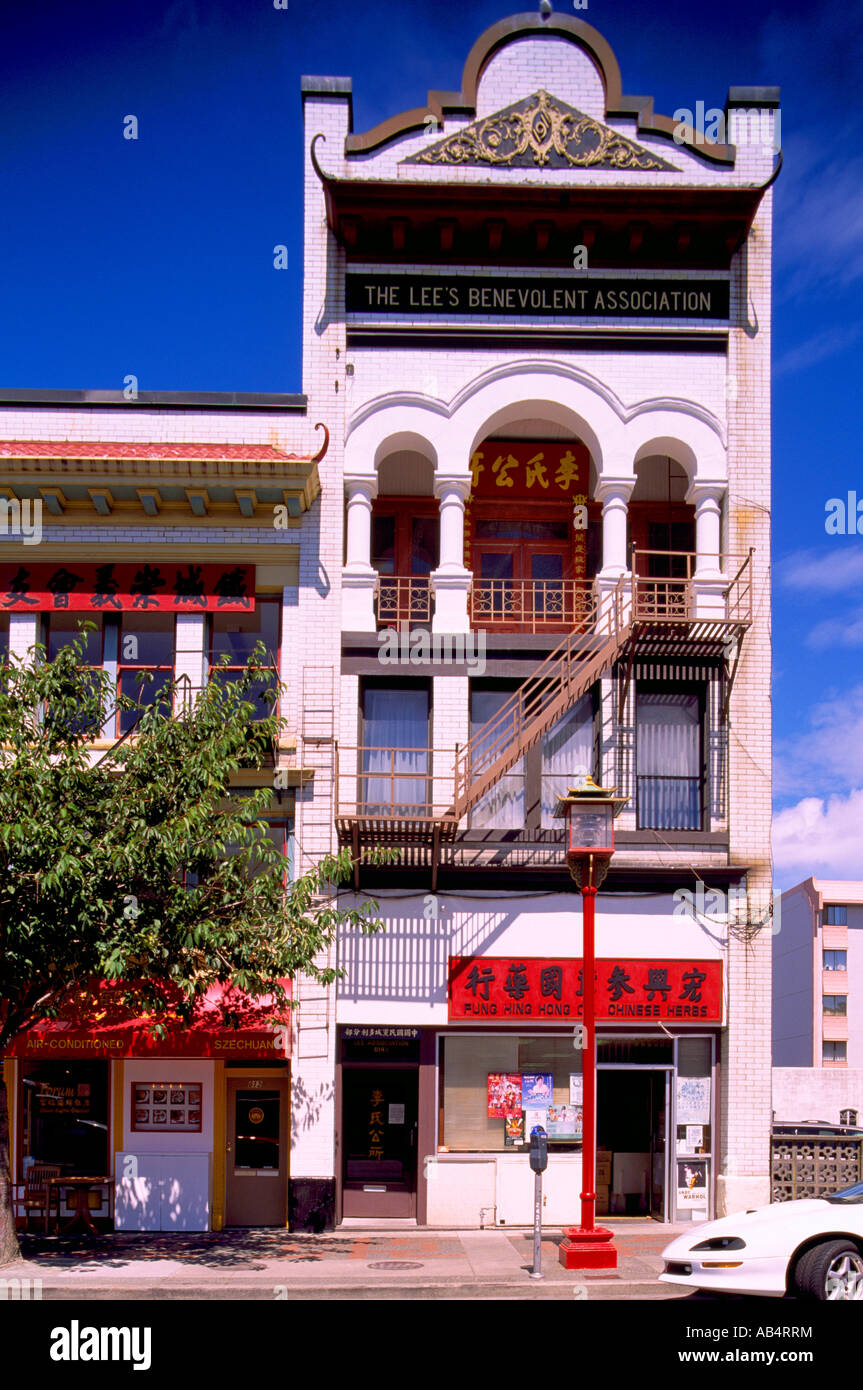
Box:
335;745;456;822
374;576;432;627
371;552;754;634
470;579;593;632
630;550;754;625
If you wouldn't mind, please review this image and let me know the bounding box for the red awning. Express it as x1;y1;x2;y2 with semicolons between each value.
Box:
4;981;291;1060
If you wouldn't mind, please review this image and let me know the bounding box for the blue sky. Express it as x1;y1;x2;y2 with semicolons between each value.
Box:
1;0;862;887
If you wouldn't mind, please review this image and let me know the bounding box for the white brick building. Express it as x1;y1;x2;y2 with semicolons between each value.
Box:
308;13;777;1228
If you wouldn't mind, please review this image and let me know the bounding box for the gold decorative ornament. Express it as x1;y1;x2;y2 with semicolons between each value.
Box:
406;90;676;172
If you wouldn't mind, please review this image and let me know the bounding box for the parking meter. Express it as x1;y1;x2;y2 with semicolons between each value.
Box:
529;1126;547;1279
529;1125;548;1173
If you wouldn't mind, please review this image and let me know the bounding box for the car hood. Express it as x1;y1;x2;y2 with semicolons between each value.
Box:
662;1199;845;1256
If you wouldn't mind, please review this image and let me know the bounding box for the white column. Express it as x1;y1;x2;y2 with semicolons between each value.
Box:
8;612;39;662
342;473;378;633
688;483;725;577
431;474;471;633
595;477;636;579
688;482;727;619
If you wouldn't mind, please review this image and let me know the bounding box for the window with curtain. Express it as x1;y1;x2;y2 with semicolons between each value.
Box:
469;685;524;829
361;684;430;814
636;690;702;830
540;694;594;826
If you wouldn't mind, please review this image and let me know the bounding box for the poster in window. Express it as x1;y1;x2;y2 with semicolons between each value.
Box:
504;1114;526;1146
131;1082;203;1132
524;1107;548;1138
676;1076;710;1125
521;1074;553;1108
569;1074;583;1105
488;1073;522;1118
547;1105;582;1140
676;1160;708;1208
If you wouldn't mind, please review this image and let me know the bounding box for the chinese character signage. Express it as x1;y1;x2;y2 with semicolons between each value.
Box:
468;441;589;501
450;957;722;1023
0;563;254;612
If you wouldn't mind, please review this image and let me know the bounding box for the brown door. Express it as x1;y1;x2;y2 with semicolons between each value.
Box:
342;1068;418;1218
474;528;572;632
225;1078;290;1227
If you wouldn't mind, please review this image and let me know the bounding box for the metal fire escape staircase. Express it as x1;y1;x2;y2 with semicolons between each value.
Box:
335;551;754;872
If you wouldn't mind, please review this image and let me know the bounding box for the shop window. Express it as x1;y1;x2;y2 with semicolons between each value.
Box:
361;682;430;813
674;1037;713;1218
823;1041;847;1063
0;613;8;659
823;995;847;1016
208;598;280;721
20;1061;109;1178
824;950;848;971
45;614;106;735
117;613;175;734
636;690;703;831
597;1038;673;1065
440;1035;582;1153
825;905;848;925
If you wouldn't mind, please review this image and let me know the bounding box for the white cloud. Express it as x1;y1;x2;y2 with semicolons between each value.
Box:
774;684;863;795
773;790;863;888
778;547;863;594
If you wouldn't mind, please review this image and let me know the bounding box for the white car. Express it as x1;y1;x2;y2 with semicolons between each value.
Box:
660;1180;863;1300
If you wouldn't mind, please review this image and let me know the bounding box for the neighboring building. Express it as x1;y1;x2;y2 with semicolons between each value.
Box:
773;879;863;1126
0;395;328;1231
311;12;778;1226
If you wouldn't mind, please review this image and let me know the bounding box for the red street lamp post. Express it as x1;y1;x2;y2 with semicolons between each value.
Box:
553;774;627;1271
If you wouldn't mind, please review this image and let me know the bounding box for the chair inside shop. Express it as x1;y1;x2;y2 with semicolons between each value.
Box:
21;1164;62;1231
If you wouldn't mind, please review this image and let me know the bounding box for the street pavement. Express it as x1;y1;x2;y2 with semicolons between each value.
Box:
3;1219;698;1300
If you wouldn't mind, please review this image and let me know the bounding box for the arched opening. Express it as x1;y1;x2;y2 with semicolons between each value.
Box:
628;454;695;615
370;450;438;625
468;419;600;633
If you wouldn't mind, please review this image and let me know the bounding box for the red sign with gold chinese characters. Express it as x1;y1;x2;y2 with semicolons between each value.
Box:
0;562;254;612
449;957;722;1023
469;441;589;500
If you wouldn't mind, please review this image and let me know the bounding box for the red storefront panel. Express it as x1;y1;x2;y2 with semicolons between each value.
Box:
449;957;722;1023
0;562;254;612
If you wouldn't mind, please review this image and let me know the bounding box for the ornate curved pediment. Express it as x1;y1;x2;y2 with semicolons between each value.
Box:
404;90;677;172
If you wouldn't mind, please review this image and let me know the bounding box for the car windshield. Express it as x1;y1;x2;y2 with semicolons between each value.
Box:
825;1181;863;1204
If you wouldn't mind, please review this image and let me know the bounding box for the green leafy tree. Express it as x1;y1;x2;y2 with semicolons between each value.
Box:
0;631;382;1265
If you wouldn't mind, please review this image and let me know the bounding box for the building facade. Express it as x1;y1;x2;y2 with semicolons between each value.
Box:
774;878;863;1127
307;13;778;1226
0;398;325;1231
2;10;779;1233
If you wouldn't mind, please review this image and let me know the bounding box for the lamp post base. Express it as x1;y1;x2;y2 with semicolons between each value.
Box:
558;1225;618;1271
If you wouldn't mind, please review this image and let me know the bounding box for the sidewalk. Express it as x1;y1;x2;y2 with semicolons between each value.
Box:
4;1219;688;1299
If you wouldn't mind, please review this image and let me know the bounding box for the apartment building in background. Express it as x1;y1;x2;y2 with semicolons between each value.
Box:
774;879;863;1127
